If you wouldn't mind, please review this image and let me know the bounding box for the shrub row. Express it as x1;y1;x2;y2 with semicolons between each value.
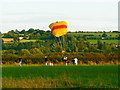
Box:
2;52;119;64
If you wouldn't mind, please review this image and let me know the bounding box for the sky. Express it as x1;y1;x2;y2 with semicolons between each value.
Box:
0;0;119;33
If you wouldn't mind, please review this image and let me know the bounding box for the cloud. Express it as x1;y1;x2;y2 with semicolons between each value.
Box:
1;0;119;3
1;0;118;33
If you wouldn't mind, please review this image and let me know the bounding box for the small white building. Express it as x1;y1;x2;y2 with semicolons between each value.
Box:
19;37;23;40
102;37;105;39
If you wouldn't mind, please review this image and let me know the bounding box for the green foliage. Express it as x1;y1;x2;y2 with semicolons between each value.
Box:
20;29;25;34
30;48;43;55
2;49;119;64
13;36;19;41
2;54;18;64
2;29;119;64
97;40;102;50
19;49;31;56
102;32;107;37
27;28;34;34
87;40;118;44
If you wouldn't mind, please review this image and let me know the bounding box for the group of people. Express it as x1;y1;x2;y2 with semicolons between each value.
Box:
63;56;78;65
63;56;68;65
45;55;78;66
18;55;78;66
45;55;53;66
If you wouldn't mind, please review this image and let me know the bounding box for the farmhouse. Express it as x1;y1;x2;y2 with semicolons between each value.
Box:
2;38;14;43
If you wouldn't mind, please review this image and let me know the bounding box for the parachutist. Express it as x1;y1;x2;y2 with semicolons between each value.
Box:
49;21;67;60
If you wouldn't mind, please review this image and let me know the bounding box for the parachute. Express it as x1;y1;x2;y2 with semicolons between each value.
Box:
49;21;67;37
49;21;67;54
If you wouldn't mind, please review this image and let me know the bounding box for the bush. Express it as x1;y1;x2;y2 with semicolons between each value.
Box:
2;50;119;64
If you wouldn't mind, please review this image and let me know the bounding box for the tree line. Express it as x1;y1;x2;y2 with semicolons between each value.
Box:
1;29;119;64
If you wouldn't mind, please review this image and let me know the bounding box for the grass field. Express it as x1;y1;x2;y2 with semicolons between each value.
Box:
87;40;118;44
2;65;118;88
19;39;118;45
67;32;119;37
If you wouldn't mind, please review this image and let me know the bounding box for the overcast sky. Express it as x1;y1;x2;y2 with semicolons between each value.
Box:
0;0;119;33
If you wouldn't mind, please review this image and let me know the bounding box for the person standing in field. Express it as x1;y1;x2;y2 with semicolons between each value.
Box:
74;57;78;65
72;58;75;65
45;55;48;66
65;56;68;66
63;56;67;62
50;61;52;66
51;62;53;66
63;56;68;65
19;56;22;66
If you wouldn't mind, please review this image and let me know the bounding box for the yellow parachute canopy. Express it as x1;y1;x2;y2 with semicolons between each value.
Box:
49;21;67;37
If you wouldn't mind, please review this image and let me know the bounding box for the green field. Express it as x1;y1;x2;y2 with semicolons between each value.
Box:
2;65;118;88
13;39;118;45
87;40;118;44
67;32;119;37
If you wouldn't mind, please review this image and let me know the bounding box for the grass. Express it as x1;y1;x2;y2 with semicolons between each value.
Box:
67;32;119;37
2;65;118;88
87;40;118;44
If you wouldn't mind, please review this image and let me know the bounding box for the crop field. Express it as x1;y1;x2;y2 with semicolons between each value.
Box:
87;40;118;44
20;39;37;42
2;38;14;43
20;39;44;43
2;65;118;88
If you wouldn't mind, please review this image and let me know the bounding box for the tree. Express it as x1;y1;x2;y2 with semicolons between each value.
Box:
8;49;16;54
86;42;91;49
8;30;14;35
24;32;28;37
13;35;20;42
20;30;25;34
20;49;31;55
28;28;34;34
30;48;43;55
97;40;102;50
74;45;78;52
15;29;19;34
102;32;107;38
35;33;41;39
2;39;4;43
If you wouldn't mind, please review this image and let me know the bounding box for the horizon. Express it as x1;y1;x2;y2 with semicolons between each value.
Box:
1;28;118;34
0;0;118;33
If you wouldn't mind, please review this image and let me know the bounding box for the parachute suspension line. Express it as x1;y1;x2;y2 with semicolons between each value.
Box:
58;37;63;52
49;21;67;53
62;35;65;52
54;36;59;46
